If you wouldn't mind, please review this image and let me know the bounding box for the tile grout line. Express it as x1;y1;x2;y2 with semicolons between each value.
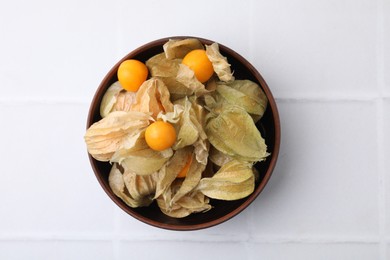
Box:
248;0;254;63
112;3;122;259
0;97;90;105
377;98;386;258
246;0;256;240
376;0;386;258
249;236;381;244
275;95;383;102
0;233;383;244
1;95;389;106
112;208;121;260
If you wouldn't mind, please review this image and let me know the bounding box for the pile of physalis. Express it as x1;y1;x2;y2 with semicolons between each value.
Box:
84;38;269;218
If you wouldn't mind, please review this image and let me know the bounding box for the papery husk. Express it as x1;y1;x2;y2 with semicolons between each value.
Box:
154;146;193;199
187;96;207;135
108;163;153;208
176;64;209;97
171;152;206;203
189;97;209;165
203;93;218;110
193;138;209;166
112;90;137;113
163;38;204;59
146;53;194;100
100;81;122;118
110;130;147;157
196;160;255;201
160;77;197;101
146;53;180;77
157;102;184;124
216;80;268;120
154;146;206;205
202;91;233;115
156;179;211;218
205;105;269;163
209;145;233;167
169;97;210;165
205;76;218;92
172;98;200;150
100;81;137;118
131;78;174;119
205;43;234;82
112;140;173;176
122;167;159;201
84;111;152;161
91;38;271;218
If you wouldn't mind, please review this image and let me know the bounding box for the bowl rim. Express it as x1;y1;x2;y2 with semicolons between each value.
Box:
86;36;281;231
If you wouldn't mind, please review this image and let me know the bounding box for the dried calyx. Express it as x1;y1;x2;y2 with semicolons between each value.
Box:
84;38;269;218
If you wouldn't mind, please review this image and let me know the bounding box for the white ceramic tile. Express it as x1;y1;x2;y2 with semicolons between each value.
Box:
118;241;381;260
115;0;253;60
0;240;113;260
0;0;118;101
0;0;387;256
118;240;249;260
250;0;377;98
0;102;115;235
247;242;380;260
387;243;390;260
384;99;390;236
384;244;390;259
249;100;379;237
384;0;390;95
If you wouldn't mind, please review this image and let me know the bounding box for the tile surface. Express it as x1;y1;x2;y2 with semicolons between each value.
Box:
384;99;390;236
384;0;390;95
0;0;118;101
250;0;377;98
115;0;253;60
0;0;387;259
0;103;115;235
0;241;114;260
248;243;380;260
118;241;250;260
249;100;379;237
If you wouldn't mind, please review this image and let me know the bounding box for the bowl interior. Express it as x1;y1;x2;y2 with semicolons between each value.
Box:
87;36;280;230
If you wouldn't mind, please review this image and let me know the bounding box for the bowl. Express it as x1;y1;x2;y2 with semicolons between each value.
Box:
86;36;281;231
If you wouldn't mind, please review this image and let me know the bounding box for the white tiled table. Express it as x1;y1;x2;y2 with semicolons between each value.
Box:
0;0;389;259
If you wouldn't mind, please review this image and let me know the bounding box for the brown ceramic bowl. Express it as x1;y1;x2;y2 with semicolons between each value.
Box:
86;36;280;231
